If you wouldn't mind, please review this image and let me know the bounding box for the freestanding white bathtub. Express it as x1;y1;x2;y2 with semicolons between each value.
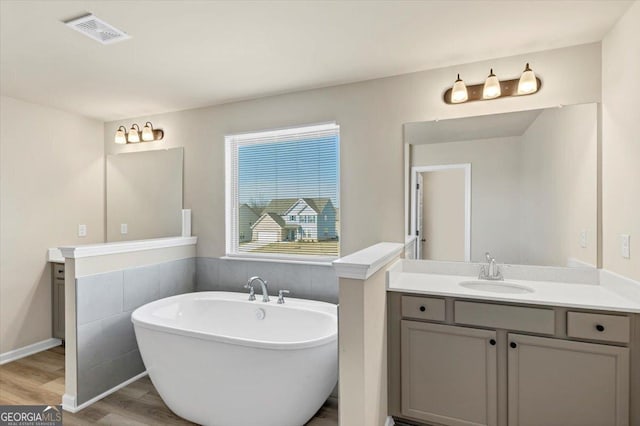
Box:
132;291;337;426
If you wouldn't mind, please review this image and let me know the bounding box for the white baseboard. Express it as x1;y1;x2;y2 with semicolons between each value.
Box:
61;394;76;411
62;371;148;413
0;338;62;365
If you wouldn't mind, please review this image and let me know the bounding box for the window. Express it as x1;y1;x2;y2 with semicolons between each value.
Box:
226;123;340;259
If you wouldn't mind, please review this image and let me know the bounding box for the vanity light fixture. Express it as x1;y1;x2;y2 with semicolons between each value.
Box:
114;126;127;144
127;124;141;143
483;69;501;99
141;121;164;141
113;122;164;144
443;63;542;104
450;74;468;104
517;63;538;95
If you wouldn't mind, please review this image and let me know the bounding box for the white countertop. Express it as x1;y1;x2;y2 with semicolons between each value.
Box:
388;269;640;313
48;248;65;263
333;242;404;279
59;236;197;259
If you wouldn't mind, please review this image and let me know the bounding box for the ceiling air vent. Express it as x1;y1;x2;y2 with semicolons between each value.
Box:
64;14;131;45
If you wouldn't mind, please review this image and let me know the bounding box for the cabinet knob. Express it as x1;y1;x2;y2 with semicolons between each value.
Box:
489;339;496;346
419;305;426;312
595;324;605;332
510;342;517;349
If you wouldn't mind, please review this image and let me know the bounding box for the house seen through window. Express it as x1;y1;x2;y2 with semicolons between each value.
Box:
226;123;340;259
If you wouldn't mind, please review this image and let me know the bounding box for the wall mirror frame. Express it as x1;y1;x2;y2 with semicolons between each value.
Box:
106;147;184;242
404;102;601;269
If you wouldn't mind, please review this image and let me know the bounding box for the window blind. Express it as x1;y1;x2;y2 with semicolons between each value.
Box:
225;123;340;259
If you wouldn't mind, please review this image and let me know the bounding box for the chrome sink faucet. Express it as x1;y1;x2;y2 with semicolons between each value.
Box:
479;252;503;281
245;276;270;302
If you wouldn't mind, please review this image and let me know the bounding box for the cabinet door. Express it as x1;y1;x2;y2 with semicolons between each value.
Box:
401;320;497;426
53;278;65;339
508;333;629;426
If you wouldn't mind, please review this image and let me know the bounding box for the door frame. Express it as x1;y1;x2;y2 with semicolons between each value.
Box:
410;163;471;262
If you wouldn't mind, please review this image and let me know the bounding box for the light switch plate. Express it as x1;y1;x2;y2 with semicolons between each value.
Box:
621;234;630;259
120;223;128;235
579;229;587;248
78;224;87;237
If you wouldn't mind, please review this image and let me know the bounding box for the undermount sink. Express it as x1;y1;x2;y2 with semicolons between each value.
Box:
459;280;534;294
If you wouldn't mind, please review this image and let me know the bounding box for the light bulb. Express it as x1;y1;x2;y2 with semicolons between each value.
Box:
451;74;468;103
483;69;501;99
114;126;127;144
127;124;140;143
518;63;538;94
141;122;154;141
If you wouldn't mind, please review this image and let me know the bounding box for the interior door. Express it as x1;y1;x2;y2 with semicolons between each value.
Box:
421;169;466;261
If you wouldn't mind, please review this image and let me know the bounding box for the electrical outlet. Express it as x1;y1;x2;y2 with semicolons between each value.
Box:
78;224;87;237
120;223;128;235
579;229;587;248
621;234;630;259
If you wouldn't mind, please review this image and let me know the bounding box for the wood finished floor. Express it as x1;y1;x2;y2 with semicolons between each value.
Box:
0;346;338;425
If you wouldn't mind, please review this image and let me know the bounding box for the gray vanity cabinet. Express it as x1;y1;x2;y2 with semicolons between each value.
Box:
51;262;65;340
507;333;629;426
401;320;498;426
388;293;636;426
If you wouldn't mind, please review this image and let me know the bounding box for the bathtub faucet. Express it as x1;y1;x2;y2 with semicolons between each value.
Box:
245;276;270;302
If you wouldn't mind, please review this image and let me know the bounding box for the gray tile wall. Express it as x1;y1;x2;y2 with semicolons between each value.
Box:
75;258;195;405
196;257;338;304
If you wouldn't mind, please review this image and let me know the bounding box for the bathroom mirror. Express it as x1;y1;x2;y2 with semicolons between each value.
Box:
405;103;598;268
106;148;184;242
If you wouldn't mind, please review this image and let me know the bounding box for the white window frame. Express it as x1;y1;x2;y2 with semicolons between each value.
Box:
225;122;340;264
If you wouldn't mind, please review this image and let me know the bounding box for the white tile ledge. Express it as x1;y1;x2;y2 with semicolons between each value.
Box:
60;236;197;259
333;242;404;280
221;255;333;267
48;248;65;263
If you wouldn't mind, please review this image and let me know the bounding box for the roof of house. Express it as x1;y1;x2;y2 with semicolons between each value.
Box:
262;197;333;215
240;203;261;216
251;212;286;229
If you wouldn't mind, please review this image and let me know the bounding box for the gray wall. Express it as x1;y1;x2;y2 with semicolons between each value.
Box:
75;258;195;404
105;44;601;262
196;258;338;304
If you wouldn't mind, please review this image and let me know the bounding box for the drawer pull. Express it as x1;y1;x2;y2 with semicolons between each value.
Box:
595;324;605;332
419;305;426;312
510;342;517;349
489;339;496;346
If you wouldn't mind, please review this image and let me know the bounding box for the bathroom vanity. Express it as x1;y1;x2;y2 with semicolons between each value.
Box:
387;260;640;426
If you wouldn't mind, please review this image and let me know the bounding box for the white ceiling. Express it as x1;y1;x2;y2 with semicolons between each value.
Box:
404;109;544;145
0;1;631;121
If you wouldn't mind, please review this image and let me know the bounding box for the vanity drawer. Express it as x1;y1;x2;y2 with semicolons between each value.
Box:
567;312;630;344
402;296;445;322
53;264;65;279
454;301;555;334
